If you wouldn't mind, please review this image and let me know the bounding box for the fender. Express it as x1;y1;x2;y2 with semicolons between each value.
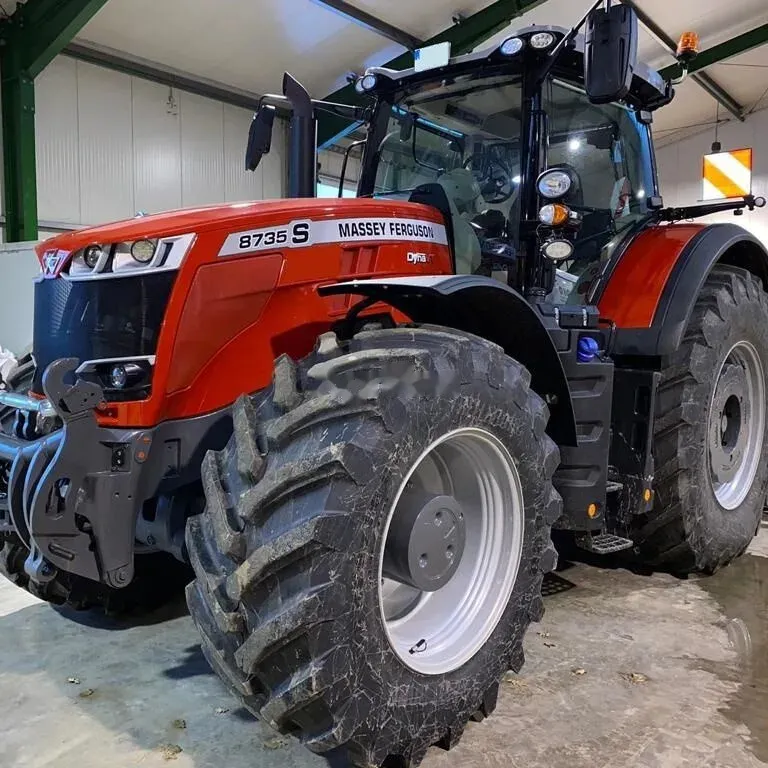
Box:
319;275;577;446
598;223;768;356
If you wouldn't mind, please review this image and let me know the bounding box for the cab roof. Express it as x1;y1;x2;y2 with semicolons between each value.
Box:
365;25;670;112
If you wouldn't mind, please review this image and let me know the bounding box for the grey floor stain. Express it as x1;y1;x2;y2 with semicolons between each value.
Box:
696;551;768;763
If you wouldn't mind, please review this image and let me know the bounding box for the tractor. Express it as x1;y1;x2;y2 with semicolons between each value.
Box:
1;1;768;765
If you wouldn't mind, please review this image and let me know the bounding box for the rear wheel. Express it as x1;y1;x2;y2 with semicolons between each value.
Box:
632;266;768;573
186;327;561;767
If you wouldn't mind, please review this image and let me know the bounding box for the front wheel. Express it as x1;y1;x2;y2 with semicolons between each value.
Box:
186;326;561;767
632;265;768;573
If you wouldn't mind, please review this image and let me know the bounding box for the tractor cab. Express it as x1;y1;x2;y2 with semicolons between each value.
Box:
348;13;666;307
356;59;656;304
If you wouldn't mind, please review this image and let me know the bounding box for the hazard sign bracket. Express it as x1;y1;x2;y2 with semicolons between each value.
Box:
654;194;766;224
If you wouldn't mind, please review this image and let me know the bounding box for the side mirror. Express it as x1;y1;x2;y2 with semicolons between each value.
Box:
245;105;276;171
584;4;638;104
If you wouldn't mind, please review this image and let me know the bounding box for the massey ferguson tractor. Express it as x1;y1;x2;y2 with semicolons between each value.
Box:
2;2;768;765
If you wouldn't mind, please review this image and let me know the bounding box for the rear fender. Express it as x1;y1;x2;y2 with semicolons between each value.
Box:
319;275;577;446
599;223;768;356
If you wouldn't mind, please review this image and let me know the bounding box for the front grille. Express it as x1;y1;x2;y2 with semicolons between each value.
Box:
32;272;176;393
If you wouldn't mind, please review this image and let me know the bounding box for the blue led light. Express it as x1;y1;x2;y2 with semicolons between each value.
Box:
577;336;600;363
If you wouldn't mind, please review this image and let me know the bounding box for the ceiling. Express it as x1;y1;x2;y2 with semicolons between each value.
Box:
37;0;768;148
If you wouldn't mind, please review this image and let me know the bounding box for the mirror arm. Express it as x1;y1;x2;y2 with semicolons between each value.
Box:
260;93;366;122
338;139;366;198
315;101;369;121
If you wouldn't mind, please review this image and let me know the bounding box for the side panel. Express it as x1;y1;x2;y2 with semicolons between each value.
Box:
597;224;704;328
599;223;768;356
553;339;613;532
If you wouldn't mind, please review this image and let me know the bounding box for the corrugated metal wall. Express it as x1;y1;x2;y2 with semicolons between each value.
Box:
35;57;287;229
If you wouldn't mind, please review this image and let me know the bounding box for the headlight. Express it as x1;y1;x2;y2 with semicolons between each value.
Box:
130;239;157;264
530;32;555;50
77;357;154;399
355;74;378;94
66;233;196;281
537;169;573;200
108;362;147;390
500;37;524;56
83;244;105;269
542;239;574;262
110;364;128;389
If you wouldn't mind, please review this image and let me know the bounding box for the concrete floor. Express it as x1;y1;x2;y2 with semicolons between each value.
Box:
2;528;768;768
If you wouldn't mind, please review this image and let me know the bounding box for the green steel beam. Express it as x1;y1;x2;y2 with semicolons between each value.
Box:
317;0;548;148
0;0;110;241
1;57;37;243
659;23;768;82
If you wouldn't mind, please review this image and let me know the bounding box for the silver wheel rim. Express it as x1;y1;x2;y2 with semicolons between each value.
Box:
377;427;525;675
708;340;766;510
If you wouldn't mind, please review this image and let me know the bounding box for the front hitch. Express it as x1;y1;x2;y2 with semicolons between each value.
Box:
0;358;143;589
21;358;139;587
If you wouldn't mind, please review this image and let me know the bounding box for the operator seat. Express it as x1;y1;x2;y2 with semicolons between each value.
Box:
435;169;483;275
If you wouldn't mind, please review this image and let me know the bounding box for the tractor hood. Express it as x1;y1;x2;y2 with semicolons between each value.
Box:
35;198;446;267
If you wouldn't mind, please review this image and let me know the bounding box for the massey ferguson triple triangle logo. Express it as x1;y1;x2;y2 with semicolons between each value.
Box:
42;249;66;278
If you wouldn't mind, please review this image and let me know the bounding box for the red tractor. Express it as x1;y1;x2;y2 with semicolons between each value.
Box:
1;2;767;765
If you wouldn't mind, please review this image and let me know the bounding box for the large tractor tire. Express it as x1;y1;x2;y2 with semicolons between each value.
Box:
632;265;768;574
186;326;561;767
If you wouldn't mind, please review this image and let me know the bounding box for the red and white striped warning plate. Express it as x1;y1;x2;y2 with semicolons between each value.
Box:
702;148;753;200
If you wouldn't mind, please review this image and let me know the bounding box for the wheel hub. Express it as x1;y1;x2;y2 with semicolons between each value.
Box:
383;492;466;592
709;364;748;486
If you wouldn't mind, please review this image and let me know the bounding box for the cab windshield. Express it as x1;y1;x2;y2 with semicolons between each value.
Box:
373;73;523;203
371;72;523;276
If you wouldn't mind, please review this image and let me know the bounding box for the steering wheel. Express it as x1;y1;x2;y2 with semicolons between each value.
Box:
464;155;516;204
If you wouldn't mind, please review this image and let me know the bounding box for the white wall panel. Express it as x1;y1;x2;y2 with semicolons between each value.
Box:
0;242;40;355
133;78;182;214
655;109;768;246
223;104;263;202
35;57;81;224
76;62;135;224
318;148;360;187
180;91;225;207
30;57;286;230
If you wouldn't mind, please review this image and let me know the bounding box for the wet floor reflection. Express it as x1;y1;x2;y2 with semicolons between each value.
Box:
698;552;768;762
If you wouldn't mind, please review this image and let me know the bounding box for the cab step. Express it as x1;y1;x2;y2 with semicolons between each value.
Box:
576;532;634;555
